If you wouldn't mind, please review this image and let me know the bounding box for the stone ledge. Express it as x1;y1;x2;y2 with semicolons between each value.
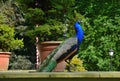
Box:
0;70;120;78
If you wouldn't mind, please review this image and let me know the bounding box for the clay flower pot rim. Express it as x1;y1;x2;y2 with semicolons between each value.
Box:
41;41;62;44
0;52;11;55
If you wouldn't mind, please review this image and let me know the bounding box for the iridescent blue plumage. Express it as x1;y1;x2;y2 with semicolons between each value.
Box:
37;21;84;72
66;21;84;60
74;21;84;45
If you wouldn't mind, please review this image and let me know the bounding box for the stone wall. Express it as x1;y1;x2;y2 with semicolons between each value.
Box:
0;70;120;81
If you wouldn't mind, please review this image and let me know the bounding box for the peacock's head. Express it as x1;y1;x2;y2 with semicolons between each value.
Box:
74;20;82;30
77;20;82;24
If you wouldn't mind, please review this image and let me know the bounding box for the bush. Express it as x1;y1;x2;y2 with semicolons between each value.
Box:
65;55;87;72
0;4;24;52
0;24;24;51
9;54;33;70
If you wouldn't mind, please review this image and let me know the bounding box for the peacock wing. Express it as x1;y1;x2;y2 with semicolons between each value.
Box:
52;37;78;62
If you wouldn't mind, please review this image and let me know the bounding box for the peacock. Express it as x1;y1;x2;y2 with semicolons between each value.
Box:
37;21;84;72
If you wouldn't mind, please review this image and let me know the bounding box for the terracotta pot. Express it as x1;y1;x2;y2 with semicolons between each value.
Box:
39;41;66;72
0;52;11;70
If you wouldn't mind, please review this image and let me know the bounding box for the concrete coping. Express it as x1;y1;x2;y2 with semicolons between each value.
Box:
0;70;120;78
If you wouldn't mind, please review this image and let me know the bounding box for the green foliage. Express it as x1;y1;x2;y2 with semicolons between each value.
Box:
26;19;65;42
65;55;87;72
0;0;15;26
0;0;25;27
25;8;45;24
9;54;32;70
0;1;24;52
79;15;120;71
76;0;120;19
73;0;120;71
49;0;75;20
0;24;24;51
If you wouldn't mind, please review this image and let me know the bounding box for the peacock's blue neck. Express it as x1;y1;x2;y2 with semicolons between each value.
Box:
75;23;84;45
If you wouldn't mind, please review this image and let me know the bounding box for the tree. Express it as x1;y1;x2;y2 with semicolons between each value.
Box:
76;0;120;71
0;0;24;52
